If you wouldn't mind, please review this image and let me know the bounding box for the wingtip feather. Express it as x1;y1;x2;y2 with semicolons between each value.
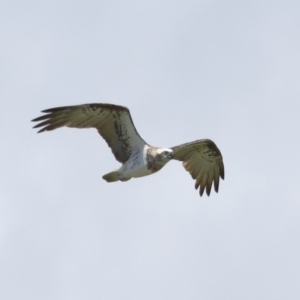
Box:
220;163;225;180
199;185;205;197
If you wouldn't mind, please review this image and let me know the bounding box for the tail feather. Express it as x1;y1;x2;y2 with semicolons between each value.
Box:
102;171;119;182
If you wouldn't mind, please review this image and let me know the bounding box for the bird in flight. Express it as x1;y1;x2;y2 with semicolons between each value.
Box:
32;103;224;196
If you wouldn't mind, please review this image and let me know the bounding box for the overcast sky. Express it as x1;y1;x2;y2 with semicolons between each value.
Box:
1;1;300;299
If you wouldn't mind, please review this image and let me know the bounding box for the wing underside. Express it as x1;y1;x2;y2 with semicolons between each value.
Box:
32;103;147;163
171;139;224;196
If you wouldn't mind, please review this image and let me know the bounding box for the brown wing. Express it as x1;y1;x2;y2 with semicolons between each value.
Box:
171;139;224;196
32;103;147;163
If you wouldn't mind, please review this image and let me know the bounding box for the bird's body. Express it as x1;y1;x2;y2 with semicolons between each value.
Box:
105;145;173;182
32;103;224;196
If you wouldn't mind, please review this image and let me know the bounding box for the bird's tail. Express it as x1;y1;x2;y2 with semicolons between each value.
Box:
102;171;119;182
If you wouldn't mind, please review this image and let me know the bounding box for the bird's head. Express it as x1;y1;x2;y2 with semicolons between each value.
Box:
156;148;174;161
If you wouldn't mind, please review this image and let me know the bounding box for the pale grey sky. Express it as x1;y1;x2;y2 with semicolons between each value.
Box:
1;1;300;299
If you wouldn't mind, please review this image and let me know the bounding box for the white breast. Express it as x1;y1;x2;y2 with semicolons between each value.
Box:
120;145;152;179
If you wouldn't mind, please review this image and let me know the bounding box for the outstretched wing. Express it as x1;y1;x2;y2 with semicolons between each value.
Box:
32;103;147;163
171;139;224;196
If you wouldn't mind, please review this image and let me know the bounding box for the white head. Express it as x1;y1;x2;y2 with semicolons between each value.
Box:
156;148;174;161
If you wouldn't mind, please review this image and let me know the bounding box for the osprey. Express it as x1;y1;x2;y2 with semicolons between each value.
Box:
32;103;224;196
